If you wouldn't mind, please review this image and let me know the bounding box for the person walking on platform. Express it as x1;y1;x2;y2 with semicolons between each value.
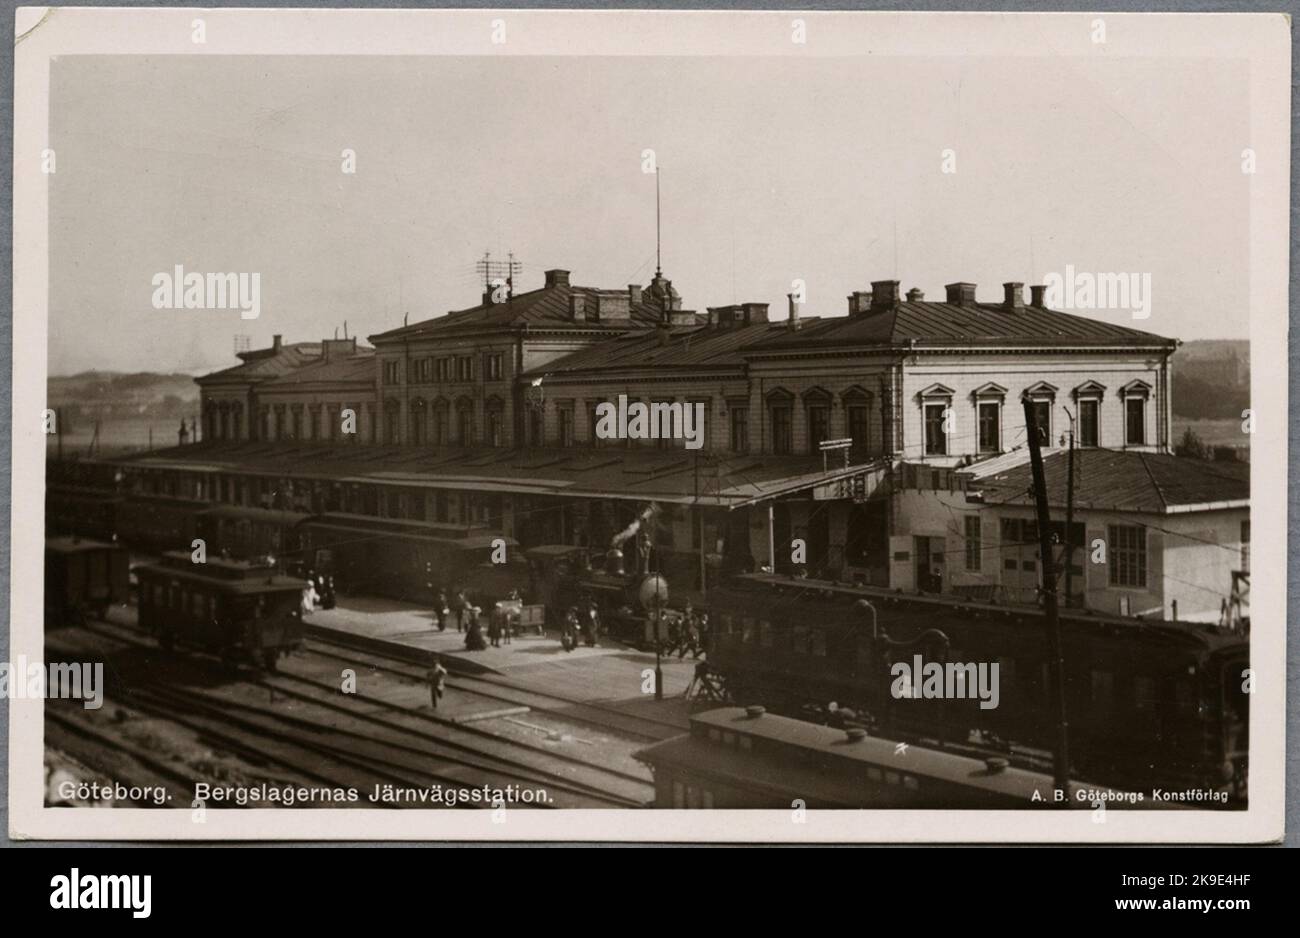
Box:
464;607;487;651
427;658;448;710
487;608;502;648
435;589;449;632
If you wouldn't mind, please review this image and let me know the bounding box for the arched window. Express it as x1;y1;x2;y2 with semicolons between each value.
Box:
383;399;400;445
765;388;794;455
455;397;475;446
803;387;832;454
409;398;427;445
841;386;873;456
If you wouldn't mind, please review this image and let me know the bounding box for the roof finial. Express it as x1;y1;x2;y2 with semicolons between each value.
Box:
655;165;662;277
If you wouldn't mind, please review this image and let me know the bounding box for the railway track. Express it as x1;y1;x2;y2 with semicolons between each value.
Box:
302;634;689;742
49;621;652;808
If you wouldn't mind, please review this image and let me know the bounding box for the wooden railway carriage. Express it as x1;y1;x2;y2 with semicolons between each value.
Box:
45;485;123;543
45;537;130;628
297;513;521;601
135;552;307;669
196;505;310;562
114;494;205;554
636;707;1181;810
705;574;1249;797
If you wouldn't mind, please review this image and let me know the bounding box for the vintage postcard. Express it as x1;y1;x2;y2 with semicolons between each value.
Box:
8;7;1289;842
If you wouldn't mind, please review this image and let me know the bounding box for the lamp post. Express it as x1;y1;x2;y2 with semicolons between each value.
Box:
639;572;669;701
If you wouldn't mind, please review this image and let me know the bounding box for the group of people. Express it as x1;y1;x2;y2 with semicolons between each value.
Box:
560;602;601;652
661;601;709;659
431;585;525;652
300;570;337;615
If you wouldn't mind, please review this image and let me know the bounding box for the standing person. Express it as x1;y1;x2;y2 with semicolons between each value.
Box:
453;588;468;632
487;606;502;648
427;658;448;710
464;606;487;651
562;606;580;652
694;611;710;658
434;589;449;632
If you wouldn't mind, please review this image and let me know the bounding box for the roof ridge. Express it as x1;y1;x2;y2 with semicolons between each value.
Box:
1134;450;1168;510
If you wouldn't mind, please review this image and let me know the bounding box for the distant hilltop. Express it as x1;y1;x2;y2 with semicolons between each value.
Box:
1171;339;1250;419
47;371;200;423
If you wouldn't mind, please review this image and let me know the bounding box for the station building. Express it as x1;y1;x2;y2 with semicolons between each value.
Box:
99;266;1249;619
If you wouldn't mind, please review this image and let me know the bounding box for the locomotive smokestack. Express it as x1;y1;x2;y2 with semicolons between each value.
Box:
609;503;658;550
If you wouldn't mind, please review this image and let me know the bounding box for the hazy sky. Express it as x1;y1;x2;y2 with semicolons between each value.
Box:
49;52;1251;375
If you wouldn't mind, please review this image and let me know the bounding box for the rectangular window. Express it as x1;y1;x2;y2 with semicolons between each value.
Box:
923;403;947;456
1090;669;1115;707
977;402;1000;453
964;516;981;571
456;357;474;382
435;358;450;382
484;353;503;381
730;404;749;453
1029;400;1051;444
383;360;401;385
1108;524;1147;588
770;406;791;455
848;404;869;452
1134;675;1157;711
1078;398;1099;447
1125;397;1145;445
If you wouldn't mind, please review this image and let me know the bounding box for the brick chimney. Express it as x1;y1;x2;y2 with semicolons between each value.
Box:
272;334;283;352
1030;284;1048;308
545;269;571;288
628;284;643;306
870;281;900;310
787;294;802;331
944;283;977;307
743;302;770;325
847;291;873;316
1003;282;1024;310
596;293;631;321
906;287;925;302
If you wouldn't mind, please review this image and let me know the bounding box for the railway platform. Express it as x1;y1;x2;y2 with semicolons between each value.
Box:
305;595;700;718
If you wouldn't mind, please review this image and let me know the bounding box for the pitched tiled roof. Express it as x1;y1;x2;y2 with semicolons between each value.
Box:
196;343;322;384
747;300;1175;351
972;448;1249;514
371;283;697;343
262;349;376;387
532;321;788;376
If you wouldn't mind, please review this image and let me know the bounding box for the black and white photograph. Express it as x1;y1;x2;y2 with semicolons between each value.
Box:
7;6;1289;844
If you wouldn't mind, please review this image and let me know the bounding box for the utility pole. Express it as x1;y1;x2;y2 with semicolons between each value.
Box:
1023;398;1072;800
1063;413;1076;607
